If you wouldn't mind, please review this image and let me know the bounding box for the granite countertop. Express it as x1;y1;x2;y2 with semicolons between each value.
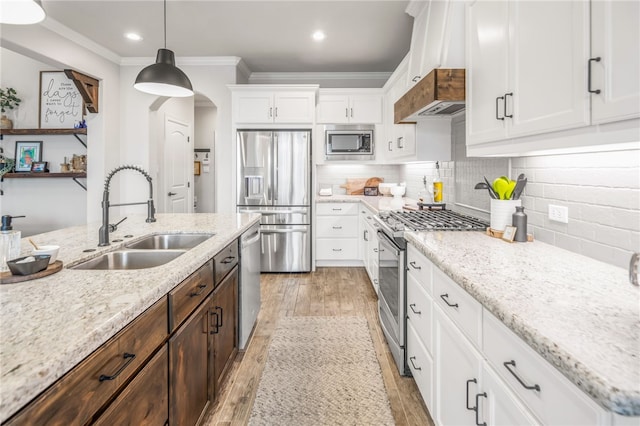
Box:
316;195;640;416
0;213;260;423
315;194;413;212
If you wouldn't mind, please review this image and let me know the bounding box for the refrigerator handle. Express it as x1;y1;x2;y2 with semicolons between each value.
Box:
273;134;278;203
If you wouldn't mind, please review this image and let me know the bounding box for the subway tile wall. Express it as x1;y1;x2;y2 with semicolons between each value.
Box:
315;164;402;195
512;149;640;269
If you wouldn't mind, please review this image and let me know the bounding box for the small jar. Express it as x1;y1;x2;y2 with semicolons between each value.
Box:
512;206;528;242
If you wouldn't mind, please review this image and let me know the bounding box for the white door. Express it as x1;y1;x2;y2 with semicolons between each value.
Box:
466;0;509;145
164;117;191;213
591;0;640;124
434;306;484;426
508;0;590;138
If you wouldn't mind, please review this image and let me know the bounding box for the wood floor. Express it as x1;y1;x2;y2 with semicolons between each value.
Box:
204;267;434;426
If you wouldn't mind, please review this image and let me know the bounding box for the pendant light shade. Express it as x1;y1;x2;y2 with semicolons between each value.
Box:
134;48;193;97
134;0;193;97
0;0;46;25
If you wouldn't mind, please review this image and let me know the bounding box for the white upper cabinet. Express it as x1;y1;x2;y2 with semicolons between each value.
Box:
590;0;640;125
316;90;383;124
230;86;317;124
466;0;590;146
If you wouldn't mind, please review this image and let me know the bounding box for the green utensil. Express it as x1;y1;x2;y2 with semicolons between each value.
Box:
492;178;508;200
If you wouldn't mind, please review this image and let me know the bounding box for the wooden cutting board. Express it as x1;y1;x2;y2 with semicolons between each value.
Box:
340;177;384;195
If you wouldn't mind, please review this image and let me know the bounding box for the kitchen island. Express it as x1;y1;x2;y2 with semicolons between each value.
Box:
0;213;260;423
316;194;639;418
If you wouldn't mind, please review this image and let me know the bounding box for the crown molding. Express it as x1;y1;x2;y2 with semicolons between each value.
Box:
41;18;121;64
249;71;391;82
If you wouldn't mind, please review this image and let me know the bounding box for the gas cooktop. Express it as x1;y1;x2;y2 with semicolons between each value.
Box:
378;209;488;232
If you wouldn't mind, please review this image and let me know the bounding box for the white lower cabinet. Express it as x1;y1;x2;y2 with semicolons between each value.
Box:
359;205;379;294
406;242;614;426
315;202;360;265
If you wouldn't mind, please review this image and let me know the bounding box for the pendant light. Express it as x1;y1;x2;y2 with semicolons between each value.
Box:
0;0;46;25
134;0;193;97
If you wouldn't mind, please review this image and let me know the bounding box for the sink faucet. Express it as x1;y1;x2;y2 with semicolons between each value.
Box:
99;165;156;246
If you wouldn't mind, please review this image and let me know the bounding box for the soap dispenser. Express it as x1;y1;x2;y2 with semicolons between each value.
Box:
1;215;25;272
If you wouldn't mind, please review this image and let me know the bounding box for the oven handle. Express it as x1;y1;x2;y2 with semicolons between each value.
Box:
377;230;401;255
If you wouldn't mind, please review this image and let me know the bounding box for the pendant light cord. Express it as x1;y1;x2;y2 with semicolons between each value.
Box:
163;0;167;49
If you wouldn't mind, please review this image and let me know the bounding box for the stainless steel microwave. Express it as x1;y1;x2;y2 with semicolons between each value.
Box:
325;124;375;161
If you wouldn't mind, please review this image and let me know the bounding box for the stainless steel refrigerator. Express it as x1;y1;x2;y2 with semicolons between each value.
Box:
236;130;311;272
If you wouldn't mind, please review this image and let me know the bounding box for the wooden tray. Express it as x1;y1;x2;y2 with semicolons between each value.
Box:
0;261;63;284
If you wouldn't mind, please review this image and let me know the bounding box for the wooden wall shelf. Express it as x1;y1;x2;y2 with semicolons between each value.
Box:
0;128;87;136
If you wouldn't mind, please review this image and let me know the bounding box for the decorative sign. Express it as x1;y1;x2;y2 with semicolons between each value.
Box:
39;71;83;129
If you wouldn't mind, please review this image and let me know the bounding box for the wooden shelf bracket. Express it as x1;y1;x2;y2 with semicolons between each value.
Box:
64;69;99;113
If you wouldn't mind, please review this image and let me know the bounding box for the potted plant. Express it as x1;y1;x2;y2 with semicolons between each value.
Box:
0;87;22;129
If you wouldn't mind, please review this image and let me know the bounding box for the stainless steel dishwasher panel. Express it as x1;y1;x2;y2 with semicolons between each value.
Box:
239;224;261;350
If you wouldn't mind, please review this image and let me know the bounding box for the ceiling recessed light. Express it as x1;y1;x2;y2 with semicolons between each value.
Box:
125;32;143;41
312;30;326;42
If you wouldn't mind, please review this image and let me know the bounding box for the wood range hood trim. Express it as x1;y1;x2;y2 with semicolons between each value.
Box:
394;68;465;124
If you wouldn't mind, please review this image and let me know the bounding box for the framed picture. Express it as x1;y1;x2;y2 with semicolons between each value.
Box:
14;141;43;172
502;225;517;242
31;161;49;173
194;161;201;176
364;186;379;196
39;71;83;129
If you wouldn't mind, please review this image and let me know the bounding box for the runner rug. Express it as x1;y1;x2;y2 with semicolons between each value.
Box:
248;316;395;426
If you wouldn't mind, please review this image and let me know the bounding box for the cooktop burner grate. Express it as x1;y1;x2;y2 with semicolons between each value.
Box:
387;210;488;231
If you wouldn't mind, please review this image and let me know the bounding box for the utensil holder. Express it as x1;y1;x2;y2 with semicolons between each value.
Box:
490;199;521;231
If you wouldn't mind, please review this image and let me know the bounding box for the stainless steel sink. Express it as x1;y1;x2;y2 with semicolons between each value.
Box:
71;250;186;270
125;233;214;250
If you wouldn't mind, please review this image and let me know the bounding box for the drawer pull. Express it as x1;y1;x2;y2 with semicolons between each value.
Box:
332;248;342;252
99;353;136;382
409;304;421;315
409;356;421;371
373;248;378;252
189;283;208;297
440;293;459;308
221;256;236;264
333;226;343;230
466;378;477;410
474;392;487;426
409;261;421;270
503;360;541;392
332;208;342;211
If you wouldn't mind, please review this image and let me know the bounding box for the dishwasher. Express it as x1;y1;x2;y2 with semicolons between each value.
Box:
239;223;261;350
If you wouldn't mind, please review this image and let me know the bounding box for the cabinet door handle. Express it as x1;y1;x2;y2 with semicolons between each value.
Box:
397;136;404;149
475;393;488;426
409;303;421;315
409;356;421;370
409;261;421;270
350;107;353;118
440;293;459;308
364;229;369;241
504;92;513;118
210;311;219;334
388;141;393;151
215;306;223;327
269;107;273;118
168;192;177;196
99;353;136;381
189;283;208;297
503;360;541;391
495;96;505;121
466;378;477;410
588;57;602;94
274;107;278;118
345;108;349;118
373;248;378;252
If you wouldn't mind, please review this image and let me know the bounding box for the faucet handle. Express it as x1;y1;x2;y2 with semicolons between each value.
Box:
631;253;639;286
109;217;128;233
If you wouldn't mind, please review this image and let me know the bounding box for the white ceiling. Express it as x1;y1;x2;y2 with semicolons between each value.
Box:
40;0;414;74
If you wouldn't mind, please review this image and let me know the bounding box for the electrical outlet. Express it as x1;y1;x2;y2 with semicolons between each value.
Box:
548;204;569;223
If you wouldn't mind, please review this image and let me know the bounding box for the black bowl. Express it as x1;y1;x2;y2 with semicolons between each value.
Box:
7;255;51;276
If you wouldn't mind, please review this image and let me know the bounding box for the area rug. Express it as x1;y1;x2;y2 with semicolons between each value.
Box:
248;316;395;426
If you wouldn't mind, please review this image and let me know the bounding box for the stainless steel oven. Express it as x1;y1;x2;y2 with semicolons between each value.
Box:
377;229;407;375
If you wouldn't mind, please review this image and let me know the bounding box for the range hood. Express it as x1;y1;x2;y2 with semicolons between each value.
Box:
394;68;465;122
